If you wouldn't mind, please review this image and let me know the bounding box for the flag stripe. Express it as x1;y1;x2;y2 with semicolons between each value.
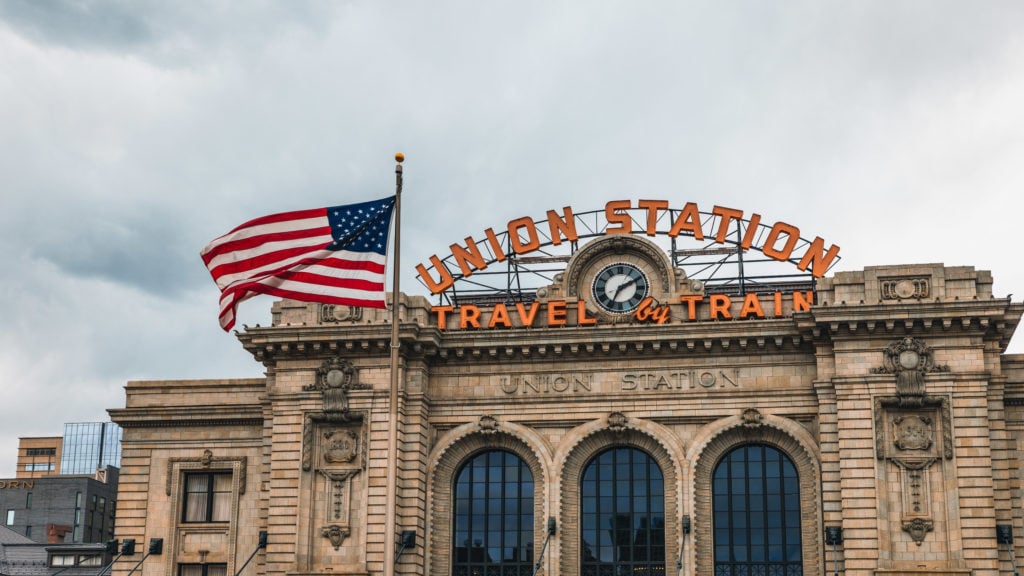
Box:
215;249;386;293
201;221;330;265
209;242;333;285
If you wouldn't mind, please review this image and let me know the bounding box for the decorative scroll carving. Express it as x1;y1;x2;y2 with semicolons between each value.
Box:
607;412;628;432
478;415;499;434
741;408;763;428
321;524;351;550
321;304;363;323
881;278;930;300
870;337;949;408
893;458;936;516
304;358;371;414
902;517;934;546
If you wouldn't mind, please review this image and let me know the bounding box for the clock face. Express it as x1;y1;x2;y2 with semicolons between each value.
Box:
591;262;650;314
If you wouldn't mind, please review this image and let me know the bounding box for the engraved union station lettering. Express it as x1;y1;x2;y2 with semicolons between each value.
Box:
499;369;740;395
500;374;593;395
622;369;740;390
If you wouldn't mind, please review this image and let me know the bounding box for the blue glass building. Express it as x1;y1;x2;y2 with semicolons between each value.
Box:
59;423;122;476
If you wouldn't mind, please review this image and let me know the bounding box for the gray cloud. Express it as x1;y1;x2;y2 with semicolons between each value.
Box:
2;1;1024;475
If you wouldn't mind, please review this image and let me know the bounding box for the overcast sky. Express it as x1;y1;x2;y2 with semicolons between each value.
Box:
2;1;1023;477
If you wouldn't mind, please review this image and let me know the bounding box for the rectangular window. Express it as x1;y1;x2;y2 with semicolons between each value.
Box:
182;472;232;522
6;510;14;525
26;493;32;509
51;555;76;567
25;463;55;471
26;448;56;456
179;564;227;576
25;525;31;538
79;555;102;567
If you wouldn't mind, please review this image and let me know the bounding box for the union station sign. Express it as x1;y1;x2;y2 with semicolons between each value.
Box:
416;199;838;330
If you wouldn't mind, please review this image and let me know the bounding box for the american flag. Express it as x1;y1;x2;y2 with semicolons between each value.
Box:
201;196;396;331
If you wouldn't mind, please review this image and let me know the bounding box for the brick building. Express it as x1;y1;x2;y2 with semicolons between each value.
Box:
108;203;1024;576
15;439;61;479
0;467;119;545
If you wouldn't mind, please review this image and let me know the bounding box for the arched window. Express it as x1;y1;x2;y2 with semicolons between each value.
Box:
580;447;665;576
452;450;534;576
712;444;802;575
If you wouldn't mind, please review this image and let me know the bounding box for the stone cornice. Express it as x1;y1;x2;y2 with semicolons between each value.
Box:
236;316;813;365
236;323;440;364
110;406;263;429
794;298;1023;349
432;331;812;363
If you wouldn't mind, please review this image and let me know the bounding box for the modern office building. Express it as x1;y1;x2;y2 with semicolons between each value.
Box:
108;201;1024;576
59;423;122;476
15;438;62;479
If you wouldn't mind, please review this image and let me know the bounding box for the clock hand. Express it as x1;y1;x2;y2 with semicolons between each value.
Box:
613;277;637;298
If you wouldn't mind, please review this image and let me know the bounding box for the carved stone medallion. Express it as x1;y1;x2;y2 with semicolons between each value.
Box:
893;415;933;452
323;430;360;465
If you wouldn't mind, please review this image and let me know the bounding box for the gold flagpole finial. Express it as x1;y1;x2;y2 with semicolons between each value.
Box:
395;152;405;163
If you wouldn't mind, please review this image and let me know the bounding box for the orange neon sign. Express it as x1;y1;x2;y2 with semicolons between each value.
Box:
430;291;814;331
415;200;840;294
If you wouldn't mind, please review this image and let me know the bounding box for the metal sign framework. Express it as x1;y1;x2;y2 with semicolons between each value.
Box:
417;206;841;306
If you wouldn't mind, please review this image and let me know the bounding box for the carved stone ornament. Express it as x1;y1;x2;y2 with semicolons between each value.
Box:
305;358;370;414
323;430;360;465
902;517;934;546
741;408;763;428
200;449;213;467
871;337;949;408
607;412;628;432
321;304;363;323
478;415;499;434
881;278;930;300
321;524;351;550
874;397;953;461
893;415;933;451
302;413;367;472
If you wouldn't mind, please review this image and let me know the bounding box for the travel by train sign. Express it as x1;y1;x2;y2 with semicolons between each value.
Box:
415;199;840;330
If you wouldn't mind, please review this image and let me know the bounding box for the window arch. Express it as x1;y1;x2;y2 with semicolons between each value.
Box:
712;444;802;575
580;447;665;576
452;450;535;576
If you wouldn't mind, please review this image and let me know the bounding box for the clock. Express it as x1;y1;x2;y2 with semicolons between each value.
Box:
591;262;650;314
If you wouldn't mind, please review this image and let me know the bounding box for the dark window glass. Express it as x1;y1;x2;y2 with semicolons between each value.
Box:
712;444;802;575
182;472;232;523
179;564;227;576
580;447;665;575
452;450;534;575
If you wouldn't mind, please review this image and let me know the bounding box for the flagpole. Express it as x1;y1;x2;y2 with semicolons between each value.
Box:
383;153;404;575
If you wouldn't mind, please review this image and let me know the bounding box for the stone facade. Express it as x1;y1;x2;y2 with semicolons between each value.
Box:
109;247;1024;576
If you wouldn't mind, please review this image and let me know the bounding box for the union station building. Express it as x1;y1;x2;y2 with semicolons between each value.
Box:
109;201;1024;576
